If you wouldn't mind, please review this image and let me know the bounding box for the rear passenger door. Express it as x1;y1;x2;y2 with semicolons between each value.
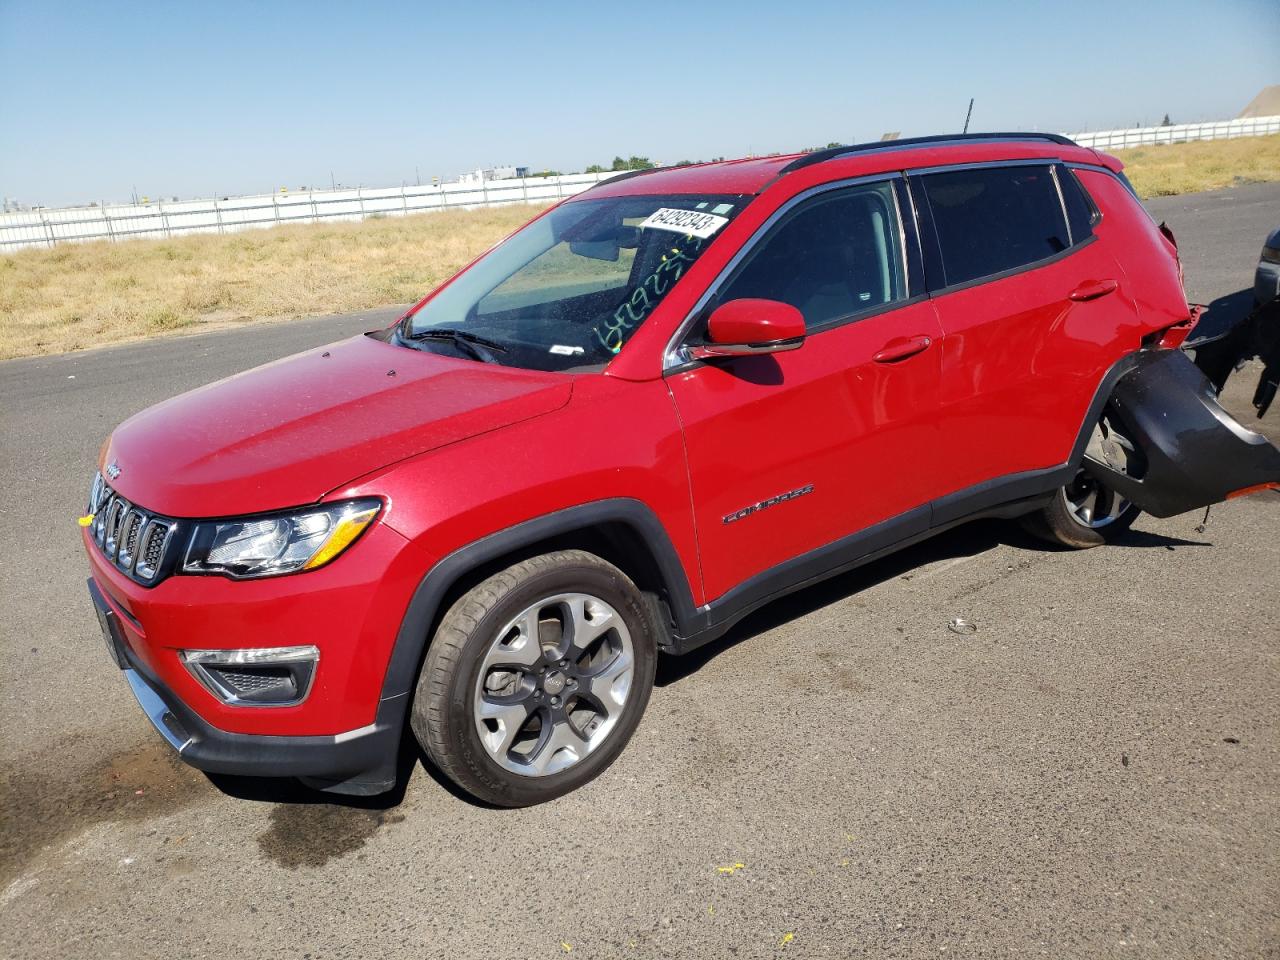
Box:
911;162;1133;498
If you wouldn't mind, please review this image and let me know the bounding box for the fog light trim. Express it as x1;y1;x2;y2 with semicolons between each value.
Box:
182;645;319;707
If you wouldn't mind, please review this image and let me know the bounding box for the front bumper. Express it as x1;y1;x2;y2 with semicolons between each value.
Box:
90;578;402;793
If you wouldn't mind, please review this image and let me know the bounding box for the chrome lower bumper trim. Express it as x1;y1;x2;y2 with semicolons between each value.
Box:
124;668;194;754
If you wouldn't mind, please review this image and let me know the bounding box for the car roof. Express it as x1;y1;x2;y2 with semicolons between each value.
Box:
581;133;1110;200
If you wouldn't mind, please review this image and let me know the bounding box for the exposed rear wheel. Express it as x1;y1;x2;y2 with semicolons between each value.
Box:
411;550;658;806
1023;413;1141;549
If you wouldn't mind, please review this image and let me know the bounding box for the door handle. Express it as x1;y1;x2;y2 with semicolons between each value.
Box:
1069;279;1118;302
873;335;932;364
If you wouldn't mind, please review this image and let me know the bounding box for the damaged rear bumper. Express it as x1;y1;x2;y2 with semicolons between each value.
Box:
1083;349;1280;518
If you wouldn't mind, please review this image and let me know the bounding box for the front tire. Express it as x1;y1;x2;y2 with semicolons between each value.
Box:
411;550;658;806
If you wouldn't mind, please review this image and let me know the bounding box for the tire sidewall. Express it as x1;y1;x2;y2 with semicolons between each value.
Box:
1049;485;1139;547
434;558;657;806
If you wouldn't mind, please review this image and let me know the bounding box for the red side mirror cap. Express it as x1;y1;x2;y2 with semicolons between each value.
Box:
692;299;806;360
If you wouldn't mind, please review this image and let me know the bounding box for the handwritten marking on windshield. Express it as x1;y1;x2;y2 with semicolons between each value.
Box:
594;243;700;354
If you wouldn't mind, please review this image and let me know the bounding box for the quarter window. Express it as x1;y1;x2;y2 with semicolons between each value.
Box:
920;165;1070;287
714;181;907;328
1056;165;1098;243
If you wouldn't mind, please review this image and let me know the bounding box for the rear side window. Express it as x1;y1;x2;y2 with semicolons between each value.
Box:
714;180;906;328
920;165;1069;287
1056;165;1098;243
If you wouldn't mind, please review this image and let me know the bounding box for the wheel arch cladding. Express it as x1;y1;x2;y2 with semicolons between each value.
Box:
378;498;697;706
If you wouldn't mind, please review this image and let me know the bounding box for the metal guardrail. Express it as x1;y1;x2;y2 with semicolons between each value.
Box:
4;115;1279;251
0;171;624;250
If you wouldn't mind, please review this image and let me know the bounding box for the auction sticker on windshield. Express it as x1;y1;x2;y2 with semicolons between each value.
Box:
639;207;730;239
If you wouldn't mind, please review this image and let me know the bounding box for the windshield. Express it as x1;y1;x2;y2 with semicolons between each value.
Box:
399;193;750;371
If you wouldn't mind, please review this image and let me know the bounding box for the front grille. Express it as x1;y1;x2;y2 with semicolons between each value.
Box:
88;472;181;586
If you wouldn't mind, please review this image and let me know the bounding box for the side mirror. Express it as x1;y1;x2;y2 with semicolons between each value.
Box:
690;299;806;360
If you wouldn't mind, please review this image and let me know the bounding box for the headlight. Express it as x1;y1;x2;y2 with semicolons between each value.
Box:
183;499;381;579
1261;245;1280;265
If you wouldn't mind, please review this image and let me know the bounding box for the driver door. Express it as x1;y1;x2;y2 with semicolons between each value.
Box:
665;178;946;601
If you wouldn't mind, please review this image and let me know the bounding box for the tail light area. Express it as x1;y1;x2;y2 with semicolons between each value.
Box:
1147;304;1205;350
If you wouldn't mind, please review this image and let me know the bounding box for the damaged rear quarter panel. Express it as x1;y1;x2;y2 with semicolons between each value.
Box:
1076;168;1191;337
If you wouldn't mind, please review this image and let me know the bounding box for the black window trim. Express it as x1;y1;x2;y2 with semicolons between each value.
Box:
1056;163;1103;228
907;158;1100;299
662;172;924;374
1066;160;1152;226
1049;163;1075;246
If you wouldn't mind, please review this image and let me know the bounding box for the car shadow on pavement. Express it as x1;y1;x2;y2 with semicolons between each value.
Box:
204;518;1208;809
654;517;1208;688
207;727;502;810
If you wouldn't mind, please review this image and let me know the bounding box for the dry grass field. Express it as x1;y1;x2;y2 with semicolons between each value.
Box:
1115;132;1280;197
0;205;546;360
2;134;1278;360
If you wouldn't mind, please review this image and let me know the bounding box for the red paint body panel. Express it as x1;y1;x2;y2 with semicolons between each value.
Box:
928;243;1138;489
86;519;430;735
335;375;705;605
81;137;1196;758
667;301;944;599
103;334;571;517
1075;168;1190;331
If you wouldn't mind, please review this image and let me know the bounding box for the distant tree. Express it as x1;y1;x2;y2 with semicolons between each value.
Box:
673;159;695;167
826;141;843;148
585;164;607;174
604;155;655;171
529;170;563;178
1161;113;1173;126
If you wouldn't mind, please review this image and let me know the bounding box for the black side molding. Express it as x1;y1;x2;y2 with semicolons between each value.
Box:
1083;349;1280;517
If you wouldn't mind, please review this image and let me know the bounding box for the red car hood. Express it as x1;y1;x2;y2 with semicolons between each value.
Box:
103;335;573;517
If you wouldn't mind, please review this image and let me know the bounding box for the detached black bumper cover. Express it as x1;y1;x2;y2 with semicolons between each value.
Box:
1084;349;1280;518
88;578;401;795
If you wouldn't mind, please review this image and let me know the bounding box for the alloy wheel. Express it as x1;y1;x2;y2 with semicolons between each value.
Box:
1061;469;1133;529
472;592;634;777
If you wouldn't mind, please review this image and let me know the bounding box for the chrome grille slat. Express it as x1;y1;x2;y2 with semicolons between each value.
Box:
118;509;147;572
87;472;178;587
136;519;171;580
104;498;129;560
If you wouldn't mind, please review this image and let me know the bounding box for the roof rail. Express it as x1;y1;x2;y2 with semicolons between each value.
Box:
777;132;1079;176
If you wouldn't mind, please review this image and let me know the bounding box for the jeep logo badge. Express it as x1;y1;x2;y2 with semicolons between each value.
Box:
105;461;121;480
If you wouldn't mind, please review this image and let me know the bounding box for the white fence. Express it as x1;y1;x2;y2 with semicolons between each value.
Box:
1065;114;1280;151
0;171;623;251
5;114;1280;252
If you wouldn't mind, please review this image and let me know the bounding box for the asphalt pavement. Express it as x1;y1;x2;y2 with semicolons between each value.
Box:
1;183;1277;959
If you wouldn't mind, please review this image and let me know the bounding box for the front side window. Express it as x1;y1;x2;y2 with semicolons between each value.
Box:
712;180;907;329
399;193;749;371
920;164;1070;287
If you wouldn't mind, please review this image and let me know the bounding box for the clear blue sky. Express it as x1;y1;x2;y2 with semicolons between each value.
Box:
1;0;1276;206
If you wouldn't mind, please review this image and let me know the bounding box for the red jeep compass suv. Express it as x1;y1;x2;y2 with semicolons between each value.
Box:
84;133;1280;805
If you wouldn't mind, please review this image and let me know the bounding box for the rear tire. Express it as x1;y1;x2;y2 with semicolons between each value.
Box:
1022;469;1139;549
1024;410;1143;549
411;550;658;807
